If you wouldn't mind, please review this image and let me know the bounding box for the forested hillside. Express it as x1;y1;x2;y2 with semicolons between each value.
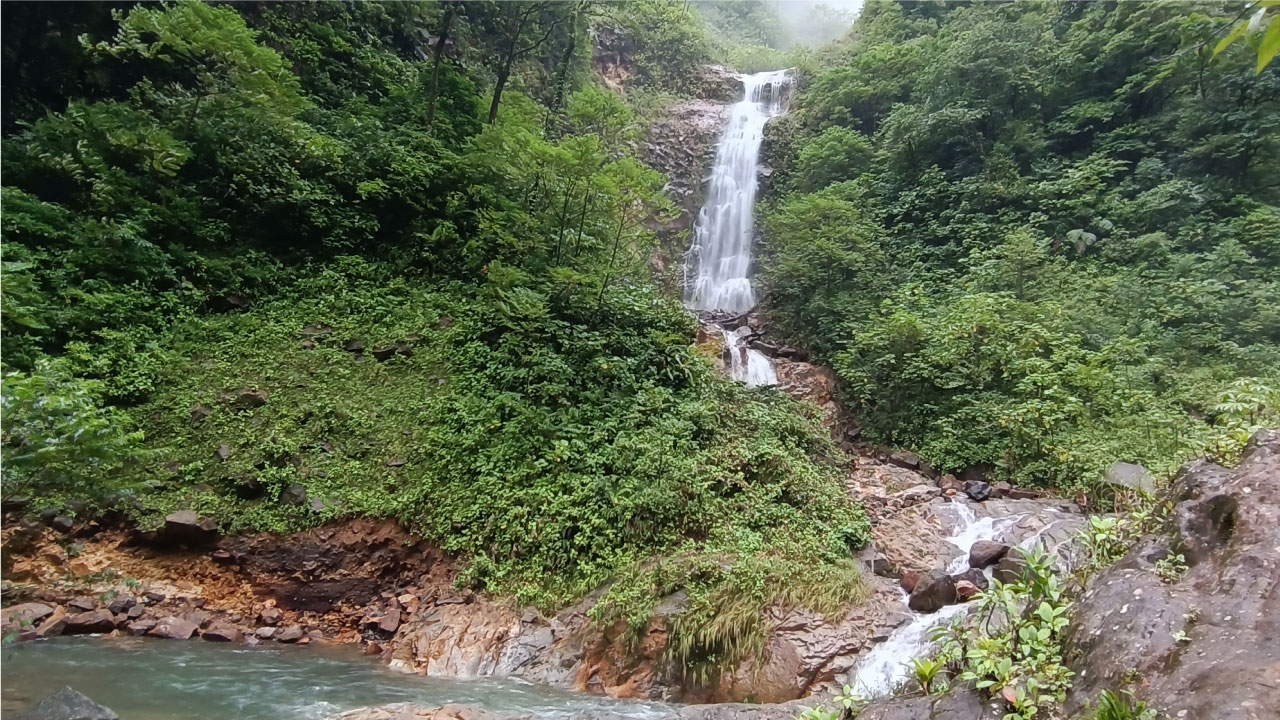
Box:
0;0;868;664
761;0;1280;491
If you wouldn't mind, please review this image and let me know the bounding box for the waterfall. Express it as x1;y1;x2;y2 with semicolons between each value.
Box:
722;326;777;388
684;69;792;313
849;503;1022;698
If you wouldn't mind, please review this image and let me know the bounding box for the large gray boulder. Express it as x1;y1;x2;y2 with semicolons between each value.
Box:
1065;429;1280;719
17;687;118;720
1103;461;1156;494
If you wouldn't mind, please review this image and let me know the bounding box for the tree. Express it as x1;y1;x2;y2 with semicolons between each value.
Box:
474;1;573;124
426;1;459;130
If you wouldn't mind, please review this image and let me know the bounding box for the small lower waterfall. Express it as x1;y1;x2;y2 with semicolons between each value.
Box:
684;69;792;314
849;504;1022;697
723;326;777;388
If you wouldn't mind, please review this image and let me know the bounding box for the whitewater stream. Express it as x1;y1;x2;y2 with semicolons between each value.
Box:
684;69;792;387
847;502;1063;698
1;637;671;720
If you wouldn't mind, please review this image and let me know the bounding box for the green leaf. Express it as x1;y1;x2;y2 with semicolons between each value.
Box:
1258;16;1280;73
1214;20;1250;58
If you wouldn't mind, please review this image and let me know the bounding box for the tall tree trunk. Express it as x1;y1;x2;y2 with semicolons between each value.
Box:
543;3;581;134
489;55;515;125
425;3;456;131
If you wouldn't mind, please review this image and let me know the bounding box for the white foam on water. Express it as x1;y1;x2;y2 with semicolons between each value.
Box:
722;326;777;387
849;502;1025;697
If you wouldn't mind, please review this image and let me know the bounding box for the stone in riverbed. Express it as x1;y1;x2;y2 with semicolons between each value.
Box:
105;596;136;614
15;686;119;720
1;602;55;632
146;616;198;640
67;596;97;612
907;571;957;612
63;610;117;635
964;480;993;502
126;619;156;635
899;569;920;593
952;568;989;593
992;553;1028;584
201;623;243;643
968;540;1011;568
35;606;68;638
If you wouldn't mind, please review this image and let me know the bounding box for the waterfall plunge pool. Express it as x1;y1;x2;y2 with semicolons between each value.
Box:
1;637;673;720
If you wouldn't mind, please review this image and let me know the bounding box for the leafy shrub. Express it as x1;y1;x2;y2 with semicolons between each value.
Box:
758;0;1280;492
1;360;146;506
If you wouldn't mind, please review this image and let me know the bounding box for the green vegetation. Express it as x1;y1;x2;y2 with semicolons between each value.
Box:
760;1;1280;492
928;549;1074;720
797;684;865;720
0;0;869;678
1090;690;1158;720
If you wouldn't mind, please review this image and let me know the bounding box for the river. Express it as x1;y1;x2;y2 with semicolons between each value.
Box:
2;637;672;720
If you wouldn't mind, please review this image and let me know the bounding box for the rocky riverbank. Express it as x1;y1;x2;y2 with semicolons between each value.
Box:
5;430;1278;720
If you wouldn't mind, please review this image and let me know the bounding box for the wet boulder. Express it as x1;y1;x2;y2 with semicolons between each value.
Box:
952;568;990;593
105;596;136;615
1064;430;1280;719
992;553;1028;584
964;480;993;502
146;616;198;640
898;569;920;593
968;540;1010;568
125;619;156;635
63;610;117;635
954;580;981;601
16;686;119;720
201;623;243;643
907;571;957;612
1;603;55;633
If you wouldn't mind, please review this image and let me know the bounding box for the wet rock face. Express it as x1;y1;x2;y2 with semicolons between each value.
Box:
858;686;998;720
642;99;730;235
1065;430;1280;720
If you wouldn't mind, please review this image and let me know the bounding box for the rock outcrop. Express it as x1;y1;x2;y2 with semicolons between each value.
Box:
16;687;119;720
1064;430;1280;719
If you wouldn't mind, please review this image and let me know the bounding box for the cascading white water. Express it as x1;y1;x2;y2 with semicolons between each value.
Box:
684;69;792;313
723;326;777;388
849;503;1024;697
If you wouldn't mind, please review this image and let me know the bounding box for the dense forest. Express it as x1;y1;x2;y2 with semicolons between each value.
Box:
0;0;871;674
760;0;1280;488
1;0;1278;692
